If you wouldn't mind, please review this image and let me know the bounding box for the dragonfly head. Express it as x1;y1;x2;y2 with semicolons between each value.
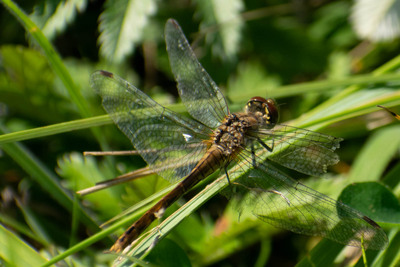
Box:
245;97;279;128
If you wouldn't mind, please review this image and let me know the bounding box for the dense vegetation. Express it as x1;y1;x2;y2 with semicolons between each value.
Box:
1;0;400;266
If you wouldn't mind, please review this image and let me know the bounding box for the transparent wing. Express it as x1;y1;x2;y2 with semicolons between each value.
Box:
225;150;388;250
248;124;343;176
91;70;211;182
165;19;229;128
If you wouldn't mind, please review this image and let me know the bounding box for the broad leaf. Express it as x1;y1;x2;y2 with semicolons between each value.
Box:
98;0;157;64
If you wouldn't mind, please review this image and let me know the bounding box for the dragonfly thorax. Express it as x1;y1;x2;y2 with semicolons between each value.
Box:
212;113;256;156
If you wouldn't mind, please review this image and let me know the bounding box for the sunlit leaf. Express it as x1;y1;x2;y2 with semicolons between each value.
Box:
0;225;47;266
41;0;87;39
351;0;400;42
348;125;400;183
98;0;157;64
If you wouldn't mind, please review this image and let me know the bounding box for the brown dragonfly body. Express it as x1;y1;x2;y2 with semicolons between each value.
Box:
111;99;278;252
91;19;387;255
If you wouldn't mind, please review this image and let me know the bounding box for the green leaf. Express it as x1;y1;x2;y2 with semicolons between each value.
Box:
368;228;400;267
338;182;400;224
145;238;191;267
383;162;400;196
295;239;344;267
33;0;88;40
98;0;158;64
0;225;47;267
348;125;400;183
57;152;122;219
0;46;76;123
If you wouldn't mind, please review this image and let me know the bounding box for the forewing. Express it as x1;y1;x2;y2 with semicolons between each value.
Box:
91;70;211;182
226;151;388;250
165;19;229;128
249;124;343;176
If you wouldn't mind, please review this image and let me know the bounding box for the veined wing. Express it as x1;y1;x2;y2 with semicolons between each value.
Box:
165;19;229;129
248;124;343;176
226;150;388;250
91;70;211;183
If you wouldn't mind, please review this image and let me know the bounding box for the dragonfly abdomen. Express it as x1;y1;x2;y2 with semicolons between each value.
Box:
110;145;227;252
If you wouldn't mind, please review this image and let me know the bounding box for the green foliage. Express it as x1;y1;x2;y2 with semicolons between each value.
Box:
145;239;191;267
0;0;400;266
98;0;158;64
339;182;400;225
0;225;48;266
57;152;122;219
31;0;88;40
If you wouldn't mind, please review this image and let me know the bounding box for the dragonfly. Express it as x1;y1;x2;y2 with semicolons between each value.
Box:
378;105;400;120
90;19;388;253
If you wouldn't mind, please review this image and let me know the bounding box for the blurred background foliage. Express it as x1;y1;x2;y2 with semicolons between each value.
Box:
0;0;400;266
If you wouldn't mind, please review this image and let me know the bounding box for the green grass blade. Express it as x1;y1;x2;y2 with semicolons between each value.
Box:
349;125;400;183
231;72;400;102
296;54;400;125
0;224;48;267
0;215;47;245
0;115;111;145
295;88;400;129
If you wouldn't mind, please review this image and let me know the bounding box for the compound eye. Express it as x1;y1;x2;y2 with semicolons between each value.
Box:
249;96;267;103
264;98;279;126
245;97;279;127
246;96;267;112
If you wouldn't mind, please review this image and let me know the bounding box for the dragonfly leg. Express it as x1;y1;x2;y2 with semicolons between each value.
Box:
154;207;166;219
293;181;300;190
250;142;257;167
257;137;274;152
148;210;166;248
224;166;231;184
149;235;161;251
159;107;166;120
267;189;291;206
233;181;291;207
